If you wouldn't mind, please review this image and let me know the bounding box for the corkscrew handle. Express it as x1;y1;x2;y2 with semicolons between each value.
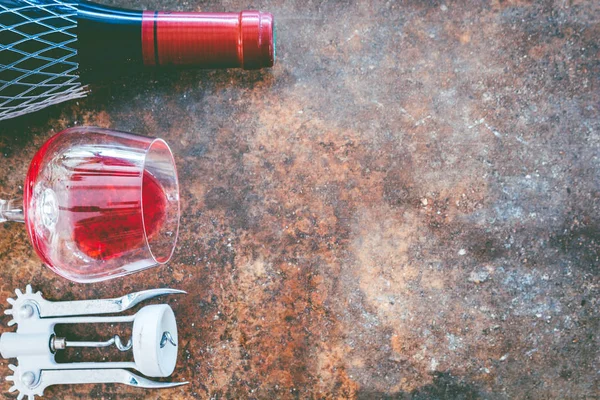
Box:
0;197;24;223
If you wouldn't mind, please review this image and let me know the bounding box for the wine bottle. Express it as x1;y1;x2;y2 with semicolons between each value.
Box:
0;0;275;120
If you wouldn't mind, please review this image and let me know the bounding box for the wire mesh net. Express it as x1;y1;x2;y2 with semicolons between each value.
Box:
0;0;86;121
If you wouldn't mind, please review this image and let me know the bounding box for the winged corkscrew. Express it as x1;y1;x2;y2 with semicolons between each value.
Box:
1;285;188;399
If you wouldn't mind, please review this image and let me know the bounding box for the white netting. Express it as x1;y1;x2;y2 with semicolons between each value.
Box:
0;0;86;121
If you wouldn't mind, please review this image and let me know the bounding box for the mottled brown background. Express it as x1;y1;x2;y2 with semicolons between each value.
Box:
0;0;599;399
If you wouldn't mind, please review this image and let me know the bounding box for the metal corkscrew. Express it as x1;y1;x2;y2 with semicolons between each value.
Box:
1;285;188;399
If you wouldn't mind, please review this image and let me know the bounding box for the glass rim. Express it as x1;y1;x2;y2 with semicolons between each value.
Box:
140;137;180;265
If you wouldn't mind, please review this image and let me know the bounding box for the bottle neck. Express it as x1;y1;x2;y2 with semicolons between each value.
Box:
140;10;274;70
75;1;275;81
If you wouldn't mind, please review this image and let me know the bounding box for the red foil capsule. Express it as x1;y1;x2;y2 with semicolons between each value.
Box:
141;11;275;70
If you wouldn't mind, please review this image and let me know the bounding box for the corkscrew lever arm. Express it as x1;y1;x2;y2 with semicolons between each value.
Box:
12;287;187;319
36;369;188;391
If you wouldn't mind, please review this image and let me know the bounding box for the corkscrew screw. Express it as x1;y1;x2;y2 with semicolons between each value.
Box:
1;285;188;399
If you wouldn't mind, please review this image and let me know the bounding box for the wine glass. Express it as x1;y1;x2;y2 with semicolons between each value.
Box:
0;127;180;283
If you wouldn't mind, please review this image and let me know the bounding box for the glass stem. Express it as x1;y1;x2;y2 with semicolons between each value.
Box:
0;197;24;223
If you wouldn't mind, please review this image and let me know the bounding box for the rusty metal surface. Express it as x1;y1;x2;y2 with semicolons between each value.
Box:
0;0;599;398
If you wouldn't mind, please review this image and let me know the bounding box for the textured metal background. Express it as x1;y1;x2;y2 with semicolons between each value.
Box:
0;0;599;398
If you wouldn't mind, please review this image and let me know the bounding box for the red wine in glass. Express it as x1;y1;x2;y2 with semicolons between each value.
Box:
1;127;180;283
69;156;168;261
